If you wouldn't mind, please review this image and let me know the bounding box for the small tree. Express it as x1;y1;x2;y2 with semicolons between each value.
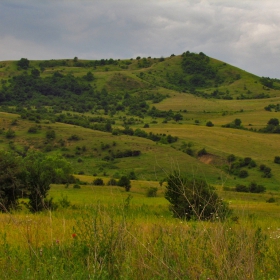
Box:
0;151;24;211
165;172;231;221
22;152;72;212
17;58;29;69
92;178;104;186
118;176;131;192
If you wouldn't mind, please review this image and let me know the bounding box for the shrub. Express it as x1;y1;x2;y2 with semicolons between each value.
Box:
165;172;231;221
206;121;214;127
235;184;249;192
46;130;56;140
92;178;104;186
28;126;38;133
146;187;158;197
274;156;280;164
68;134;80;141
5;129;15;139
239;170;249;178
249;182;266;193
197;148;207;157
73;184;81;189
118;176;131;192
266;197;276;203
107;178;118;186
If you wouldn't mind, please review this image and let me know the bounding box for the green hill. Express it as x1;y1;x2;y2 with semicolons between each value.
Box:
1;52;280;190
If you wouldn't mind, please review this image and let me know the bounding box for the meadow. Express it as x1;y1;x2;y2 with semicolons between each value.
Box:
1;53;280;279
1;179;280;279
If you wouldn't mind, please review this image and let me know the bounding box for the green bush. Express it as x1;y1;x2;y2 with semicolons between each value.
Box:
92;178;104;186
165;172;231;221
146;187;158;197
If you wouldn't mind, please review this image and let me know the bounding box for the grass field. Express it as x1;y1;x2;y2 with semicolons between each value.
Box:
1;54;280;278
1;180;280;279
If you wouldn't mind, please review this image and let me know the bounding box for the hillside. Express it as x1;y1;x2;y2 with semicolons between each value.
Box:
1;52;280;190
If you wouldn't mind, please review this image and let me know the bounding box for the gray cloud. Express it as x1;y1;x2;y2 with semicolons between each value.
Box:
0;0;279;78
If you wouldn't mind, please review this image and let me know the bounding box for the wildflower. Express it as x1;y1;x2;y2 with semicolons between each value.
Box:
72;233;77;238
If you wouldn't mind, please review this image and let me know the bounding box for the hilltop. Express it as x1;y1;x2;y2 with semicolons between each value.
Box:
1;52;280;190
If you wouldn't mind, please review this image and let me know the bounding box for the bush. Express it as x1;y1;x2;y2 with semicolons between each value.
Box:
206;121;214;127
73;184;81;189
239;170;249;178
146;187;158;197
235;184;249;192
266;197;276;203
118;176;131;192
274;156;280;164
249;182;266;193
92;178;104;186
5;129;15;139
107;178;118;186
197;148;207;157
165;172;231;221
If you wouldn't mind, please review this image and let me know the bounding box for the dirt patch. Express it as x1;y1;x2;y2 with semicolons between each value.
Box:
198;154;226;166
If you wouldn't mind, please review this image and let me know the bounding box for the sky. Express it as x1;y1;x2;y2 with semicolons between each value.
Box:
0;0;279;78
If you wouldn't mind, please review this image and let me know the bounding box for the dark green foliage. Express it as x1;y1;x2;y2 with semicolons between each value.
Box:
118;176;131;192
83;71;94;81
146;187;158;197
260;77;274;88
259;164;272;178
17;58;29;70
107;178;118;186
197;148;207;157
173;113;183;122
68;134;81;141
235;184;249;192
260;118;280;133
274;156;280;164
165;172;231;221
92;178;104;186
264;103;280;112
46;130;56;140
206;121;214;127
227;154;236;163
266;197;276;203
222;119;243;129
73;184;81;189
28;126;39;133
239;170;249;178
128;171;137;180
5;129;15;139
22;152;72;212
267;118;279;126
0;151;24;211
248;182;266;193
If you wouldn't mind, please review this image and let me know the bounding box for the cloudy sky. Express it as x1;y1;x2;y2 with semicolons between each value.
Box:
0;0;279;78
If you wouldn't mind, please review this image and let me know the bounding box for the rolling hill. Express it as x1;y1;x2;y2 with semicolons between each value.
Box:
1;51;280;190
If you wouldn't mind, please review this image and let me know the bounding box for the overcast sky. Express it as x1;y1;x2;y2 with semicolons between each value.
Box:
0;0;279;78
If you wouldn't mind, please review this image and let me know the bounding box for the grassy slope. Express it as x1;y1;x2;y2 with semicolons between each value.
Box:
1;54;280;190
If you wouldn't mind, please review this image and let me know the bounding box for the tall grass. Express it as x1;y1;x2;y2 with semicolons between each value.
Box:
1;200;280;279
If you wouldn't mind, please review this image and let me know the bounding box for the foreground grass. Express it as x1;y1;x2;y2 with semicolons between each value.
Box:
1;182;280;279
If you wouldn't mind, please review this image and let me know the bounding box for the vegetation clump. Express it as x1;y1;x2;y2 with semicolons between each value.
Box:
165;172;231;221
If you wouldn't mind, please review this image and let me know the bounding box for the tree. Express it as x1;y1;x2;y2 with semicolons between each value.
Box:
206;121;214;127
22;152;72;212
234;118;242;127
17;58;29;70
0;151;24;211
268;118;279;126
118;176;131;192
83;71;94;81
165;172;231;221
173;113;183;122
